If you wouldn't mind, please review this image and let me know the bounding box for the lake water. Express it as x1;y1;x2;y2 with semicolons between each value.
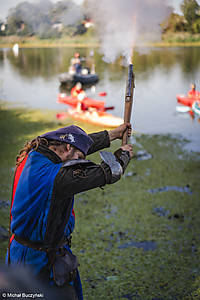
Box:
0;46;199;152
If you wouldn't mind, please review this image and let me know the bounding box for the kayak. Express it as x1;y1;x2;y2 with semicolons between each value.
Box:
57;93;105;110
66;108;123;128
192;100;200;116
176;94;199;107
59;72;99;85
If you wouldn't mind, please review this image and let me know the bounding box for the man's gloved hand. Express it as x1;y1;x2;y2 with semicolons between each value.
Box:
121;144;134;159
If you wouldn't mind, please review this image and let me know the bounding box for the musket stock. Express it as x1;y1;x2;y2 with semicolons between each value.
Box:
122;64;135;146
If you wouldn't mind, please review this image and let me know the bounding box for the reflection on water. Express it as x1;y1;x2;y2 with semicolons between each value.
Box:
0;46;200;151
4;46;200;80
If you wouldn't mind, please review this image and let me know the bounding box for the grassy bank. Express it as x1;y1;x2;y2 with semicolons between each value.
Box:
1;33;200;48
0;101;200;299
0;35;100;48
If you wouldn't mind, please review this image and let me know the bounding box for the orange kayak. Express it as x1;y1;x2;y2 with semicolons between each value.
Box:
67;108;123;128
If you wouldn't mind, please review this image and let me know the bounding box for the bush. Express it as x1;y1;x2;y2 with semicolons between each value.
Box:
192;18;200;33
181;0;200;32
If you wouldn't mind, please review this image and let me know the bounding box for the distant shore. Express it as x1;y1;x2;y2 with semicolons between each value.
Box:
0;33;200;48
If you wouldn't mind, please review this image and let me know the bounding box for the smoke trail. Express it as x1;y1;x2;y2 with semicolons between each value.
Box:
60;2;84;26
86;0;172;64
8;0;53;33
8;0;84;33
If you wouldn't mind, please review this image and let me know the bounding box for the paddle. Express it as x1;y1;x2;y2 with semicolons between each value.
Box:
176;106;191;113
98;92;107;97
104;106;114;111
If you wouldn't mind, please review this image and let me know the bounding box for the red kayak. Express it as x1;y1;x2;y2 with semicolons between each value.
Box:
57;93;105;110
176;94;199;107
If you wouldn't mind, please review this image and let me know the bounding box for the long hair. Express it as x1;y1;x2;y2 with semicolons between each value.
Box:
16;137;67;166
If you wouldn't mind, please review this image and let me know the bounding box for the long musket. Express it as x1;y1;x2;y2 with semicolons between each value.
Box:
122;64;135;146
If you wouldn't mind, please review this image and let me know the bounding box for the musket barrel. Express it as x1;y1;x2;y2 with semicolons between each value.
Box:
122;64;135;146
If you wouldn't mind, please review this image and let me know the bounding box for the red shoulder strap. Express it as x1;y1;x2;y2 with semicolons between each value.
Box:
8;155;28;264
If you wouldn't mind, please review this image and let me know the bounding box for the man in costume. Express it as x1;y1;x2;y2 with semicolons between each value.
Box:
70;52;82;74
7;124;133;299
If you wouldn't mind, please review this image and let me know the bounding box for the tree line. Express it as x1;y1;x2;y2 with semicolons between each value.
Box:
163;0;200;34
0;0;200;38
0;0;88;38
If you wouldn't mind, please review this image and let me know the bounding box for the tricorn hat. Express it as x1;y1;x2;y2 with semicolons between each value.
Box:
39;125;93;156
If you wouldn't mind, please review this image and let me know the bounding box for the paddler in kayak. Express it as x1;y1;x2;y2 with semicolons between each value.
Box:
7;123;133;300
71;82;86;99
71;82;87;113
188;83;200;99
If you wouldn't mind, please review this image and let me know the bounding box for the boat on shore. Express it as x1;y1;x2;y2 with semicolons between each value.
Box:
66;108;123;128
57;93;123;127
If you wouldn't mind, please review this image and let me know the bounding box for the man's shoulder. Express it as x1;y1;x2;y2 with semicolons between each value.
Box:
62;159;95;168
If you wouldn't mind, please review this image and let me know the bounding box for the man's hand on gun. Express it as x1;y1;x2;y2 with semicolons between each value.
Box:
108;123;132;141
108;123;134;159
121;144;133;159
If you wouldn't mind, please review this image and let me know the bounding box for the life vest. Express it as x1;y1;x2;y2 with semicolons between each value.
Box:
71;86;84;98
188;89;200;99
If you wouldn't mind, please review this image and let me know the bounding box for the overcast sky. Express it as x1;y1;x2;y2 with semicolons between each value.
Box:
0;0;199;21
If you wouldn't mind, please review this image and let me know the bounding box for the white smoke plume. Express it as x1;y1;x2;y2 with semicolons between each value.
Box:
7;0;84;33
85;0;172;64
60;3;84;26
